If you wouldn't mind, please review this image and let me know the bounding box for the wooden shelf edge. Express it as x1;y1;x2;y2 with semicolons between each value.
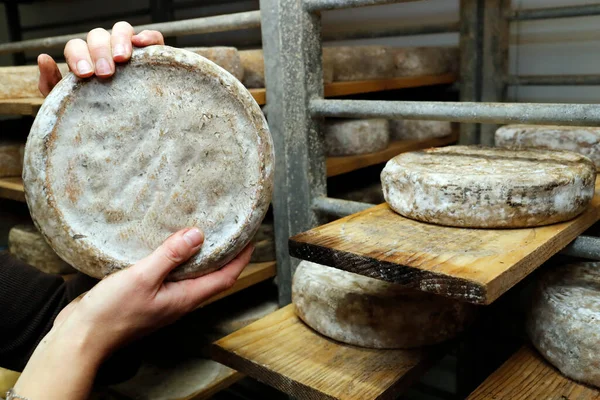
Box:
0;177;25;202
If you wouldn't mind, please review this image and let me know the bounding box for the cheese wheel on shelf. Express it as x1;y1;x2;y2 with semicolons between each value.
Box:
496;125;600;170
23;46;274;280
527;261;600;389
323;46;395;82
292;261;475;349
9;224;75;274
185;46;244;81
393;46;459;77
0;64;70;99
324;119;389;156
0;141;25;177
381;146;596;228
389;120;452;141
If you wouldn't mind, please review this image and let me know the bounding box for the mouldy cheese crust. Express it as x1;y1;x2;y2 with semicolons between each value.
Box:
23;45;274;281
324;119;389;157
292;261;476;349
381;145;596;228
527;262;600;389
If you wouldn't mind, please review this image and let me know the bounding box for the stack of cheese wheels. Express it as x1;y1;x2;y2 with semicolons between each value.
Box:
527;261;600;389
381;146;596;228
496;125;600;170
0;142;24;177
393;46;459;77
389;120;452;141
185;46;244;82
293;261;475;349
323;46;396;82
9;224;74;275
324;119;390;156
23;45;274;280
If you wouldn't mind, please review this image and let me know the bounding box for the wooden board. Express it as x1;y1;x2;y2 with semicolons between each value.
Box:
289;178;600;305
326;131;458;178
0;177;25;202
0;98;43;115
468;346;600;399
212;304;438;400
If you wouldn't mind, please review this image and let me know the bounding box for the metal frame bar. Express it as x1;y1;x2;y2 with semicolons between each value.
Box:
323;21;458;41
20;9;151;33
507;4;600;21
507;75;600;86
304;0;420;12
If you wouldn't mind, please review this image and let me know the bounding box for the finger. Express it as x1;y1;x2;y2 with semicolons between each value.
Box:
132;30;164;47
131;227;204;287
63;39;94;78
111;21;134;63
173;244;254;310
37;54;63;97
87;28;114;78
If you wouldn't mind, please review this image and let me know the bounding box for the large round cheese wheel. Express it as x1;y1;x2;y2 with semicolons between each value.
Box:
389;120;452;141
8;224;74;275
324;46;395;82
23;45;274;280
324;119;389;156
185;46;244;82
381;146;596;228
0;141;24;177
393;46;458;77
496;125;600;170
292;261;475;349
527;262;600;389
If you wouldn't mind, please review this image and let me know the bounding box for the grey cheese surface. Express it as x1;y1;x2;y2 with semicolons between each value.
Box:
496;124;600;170
23;45;274;281
323;46;395;82
527;261;600;389
292;260;476;349
393;46;459;77
0;142;25;177
324;119;389;156
389;120;452;141
381;145;596;228
9;224;74;274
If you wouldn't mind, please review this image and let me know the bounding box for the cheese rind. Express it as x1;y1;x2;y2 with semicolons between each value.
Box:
324;46;395;82
381;145;596;228
496;124;600;170
8;224;74;274
325;119;389;156
393;46;459;77
0;142;25;177
292;260;475;349
390;120;452;141
527;262;600;389
23;46;274;280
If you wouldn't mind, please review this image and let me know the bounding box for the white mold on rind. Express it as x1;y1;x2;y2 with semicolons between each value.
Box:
324;119;389;157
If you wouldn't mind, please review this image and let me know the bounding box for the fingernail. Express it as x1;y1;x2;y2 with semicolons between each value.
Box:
77;60;93;75
183;228;204;247
113;44;126;58
96;58;111;75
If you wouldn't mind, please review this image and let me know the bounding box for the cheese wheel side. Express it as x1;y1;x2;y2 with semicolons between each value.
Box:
324;119;389;156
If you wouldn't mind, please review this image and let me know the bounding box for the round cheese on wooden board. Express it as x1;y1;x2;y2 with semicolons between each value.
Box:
23;45;274;280
393;46;458;77
292;260;476;349
389;120;452;141
496;124;600;170
381;146;596;228
9;224;75;274
0;141;25;177
185;46;244;82
325;119;389;156
323;46;395;82
527;261;600;389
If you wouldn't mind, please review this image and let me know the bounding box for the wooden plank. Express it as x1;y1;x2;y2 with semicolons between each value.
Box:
326;131;458;177
249;88;266;106
289;178;600;305
212;304;439;400
0;98;43;116
468;346;600;400
0;177;25;202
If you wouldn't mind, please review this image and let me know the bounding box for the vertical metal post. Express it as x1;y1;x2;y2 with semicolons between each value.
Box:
480;0;510;146
5;3;25;65
260;0;327;305
459;0;484;145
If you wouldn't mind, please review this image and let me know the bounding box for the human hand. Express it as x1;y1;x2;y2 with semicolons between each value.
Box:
38;21;165;97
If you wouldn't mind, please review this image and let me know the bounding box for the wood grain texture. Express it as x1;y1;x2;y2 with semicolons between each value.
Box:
468;346;600;400
212;304;439;400
326;131;458;178
0;177;25;202
0;98;43;116
289;178;600;305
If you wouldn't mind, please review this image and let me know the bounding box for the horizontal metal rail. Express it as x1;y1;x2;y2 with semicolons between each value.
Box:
507;4;600;21
0;10;261;55
507;74;600;86
323;21;459;41
304;0;420;12
561;236;600;261
310;99;600;126
21;9;151;33
312;197;373;218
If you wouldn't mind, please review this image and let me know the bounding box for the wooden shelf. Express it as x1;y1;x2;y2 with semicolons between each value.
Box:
212;304;439;400
0;177;25;202
289;178;600;305
0;98;43;116
468;346;600;399
326;131;458;177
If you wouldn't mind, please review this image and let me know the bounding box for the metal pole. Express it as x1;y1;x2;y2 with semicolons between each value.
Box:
260;0;327;306
508;4;600;21
310;99;600;126
561;236;600;260
304;0;421;12
322;21;459;41
312;197;373;218
508;74;600;86
459;0;484;145
0;11;261;55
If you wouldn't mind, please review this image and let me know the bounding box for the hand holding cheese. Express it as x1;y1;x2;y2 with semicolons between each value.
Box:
37;21;164;96
13;227;253;400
